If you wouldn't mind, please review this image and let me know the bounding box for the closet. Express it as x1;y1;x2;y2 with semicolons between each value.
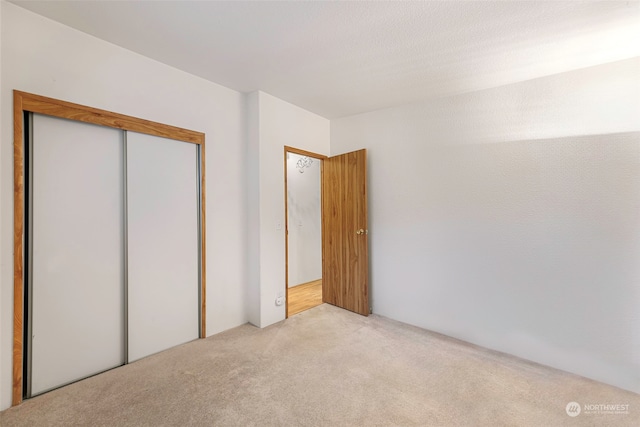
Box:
14;91;205;401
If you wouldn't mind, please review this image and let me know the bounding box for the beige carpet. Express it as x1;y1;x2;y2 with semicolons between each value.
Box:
1;304;638;426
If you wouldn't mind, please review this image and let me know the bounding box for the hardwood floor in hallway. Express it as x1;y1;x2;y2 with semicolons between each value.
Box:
288;279;322;316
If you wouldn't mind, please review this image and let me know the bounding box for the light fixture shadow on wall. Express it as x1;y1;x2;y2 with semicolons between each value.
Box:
296;156;313;173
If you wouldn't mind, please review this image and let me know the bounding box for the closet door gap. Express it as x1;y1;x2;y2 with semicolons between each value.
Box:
122;130;129;365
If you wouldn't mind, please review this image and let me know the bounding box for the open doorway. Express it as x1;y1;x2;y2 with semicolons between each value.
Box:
284;146;370;319
284;147;326;317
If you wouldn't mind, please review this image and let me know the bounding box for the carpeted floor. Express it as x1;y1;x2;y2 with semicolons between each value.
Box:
1;304;638;426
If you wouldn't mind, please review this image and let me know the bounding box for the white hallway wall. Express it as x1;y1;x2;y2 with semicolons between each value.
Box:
331;57;640;393
287;153;322;287
0;2;248;409
247;91;329;328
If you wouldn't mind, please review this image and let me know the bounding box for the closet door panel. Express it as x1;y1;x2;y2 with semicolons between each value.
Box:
31;114;125;396
127;132;200;362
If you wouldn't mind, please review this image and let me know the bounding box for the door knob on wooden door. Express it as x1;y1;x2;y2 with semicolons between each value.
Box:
356;229;365;235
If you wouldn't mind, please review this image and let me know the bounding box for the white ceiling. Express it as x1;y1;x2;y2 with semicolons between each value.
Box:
11;1;640;119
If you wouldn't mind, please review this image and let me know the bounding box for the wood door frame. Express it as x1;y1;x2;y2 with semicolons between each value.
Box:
12;91;207;406
283;146;327;318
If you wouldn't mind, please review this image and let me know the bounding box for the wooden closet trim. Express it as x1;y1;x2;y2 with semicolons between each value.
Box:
18;91;204;144
12;90;207;406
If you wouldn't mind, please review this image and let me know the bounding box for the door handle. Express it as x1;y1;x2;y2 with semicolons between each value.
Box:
356;229;365;235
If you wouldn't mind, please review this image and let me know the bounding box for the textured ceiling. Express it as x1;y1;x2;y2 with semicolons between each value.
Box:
11;1;640;119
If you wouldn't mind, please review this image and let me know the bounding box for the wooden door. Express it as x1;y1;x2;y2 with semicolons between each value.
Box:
322;149;369;315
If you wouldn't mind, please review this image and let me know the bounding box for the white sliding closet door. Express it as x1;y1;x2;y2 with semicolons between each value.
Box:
127;132;200;362
30;114;125;396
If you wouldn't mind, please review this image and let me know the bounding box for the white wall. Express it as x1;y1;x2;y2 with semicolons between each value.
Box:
331;57;640;393
0;1;4;409
246;92;261;327
287;153;322;287
247;91;329;327
0;2;249;409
